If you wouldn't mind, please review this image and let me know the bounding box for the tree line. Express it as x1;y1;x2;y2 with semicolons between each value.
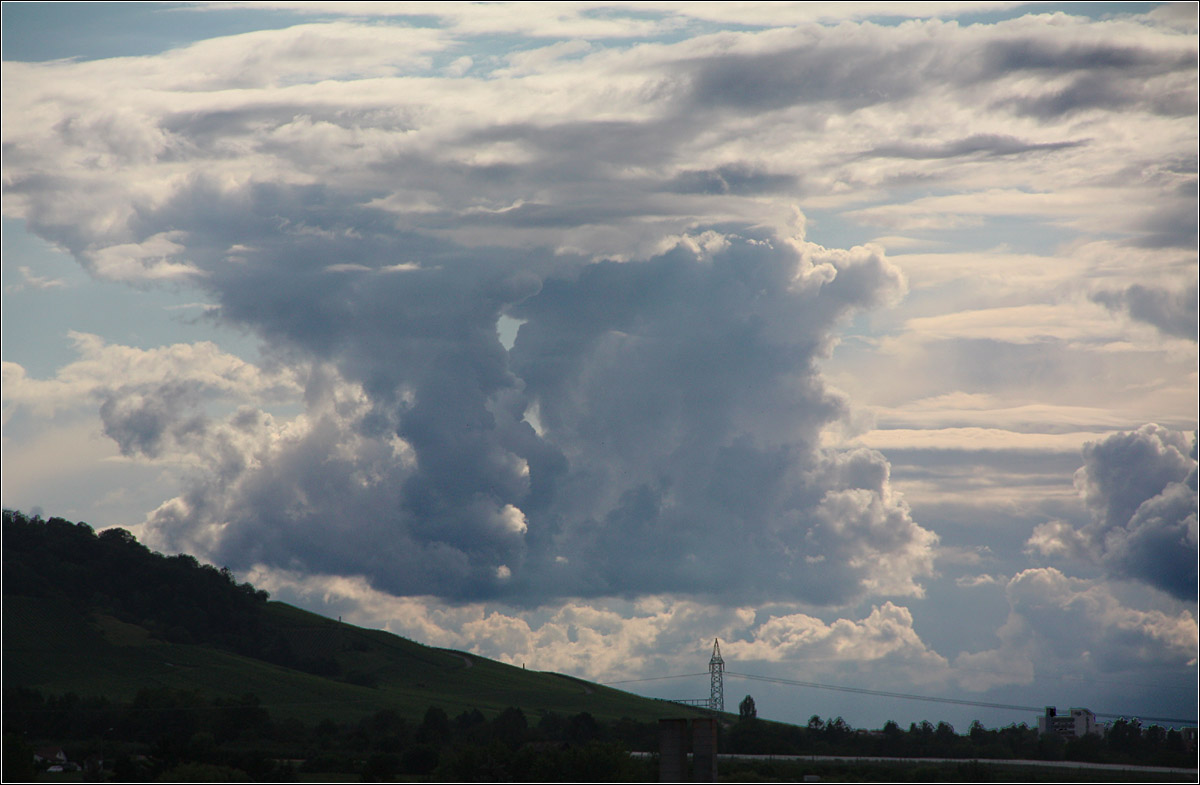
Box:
6;686;1192;782
3;686;656;781
724;705;1194;768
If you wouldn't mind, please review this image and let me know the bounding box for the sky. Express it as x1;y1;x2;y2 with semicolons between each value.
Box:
2;1;1197;733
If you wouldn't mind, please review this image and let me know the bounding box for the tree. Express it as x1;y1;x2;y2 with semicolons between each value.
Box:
416;706;451;746
492;706;529;749
739;695;757;721
3;734;35;782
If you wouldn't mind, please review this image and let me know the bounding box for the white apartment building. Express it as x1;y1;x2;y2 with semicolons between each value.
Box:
1038;706;1099;738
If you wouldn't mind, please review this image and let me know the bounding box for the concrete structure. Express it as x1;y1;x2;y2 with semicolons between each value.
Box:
692;717;718;782
658;717;719;783
1038;706;1099;738
659;719;689;782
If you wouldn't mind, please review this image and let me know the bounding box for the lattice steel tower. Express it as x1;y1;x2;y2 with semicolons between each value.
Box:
709;638;725;712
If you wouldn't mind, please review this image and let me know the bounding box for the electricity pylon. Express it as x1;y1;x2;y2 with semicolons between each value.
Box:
709;638;725;712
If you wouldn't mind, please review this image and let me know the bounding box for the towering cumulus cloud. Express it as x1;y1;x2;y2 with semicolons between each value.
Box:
1030;425;1198;601
142;222;929;604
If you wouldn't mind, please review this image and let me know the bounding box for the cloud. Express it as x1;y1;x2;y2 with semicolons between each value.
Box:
6;266;66;292
127;228;933;606
1091;279;1199;341
87;231;201;283
953;568;1198;690
866;133;1086;160
664;164;798;196
1027;425;1198;601
239;563;952;684
955;573;1002;588
726;602;947;668
187;2;1037;42
2;8;1193;621
2;332;299;427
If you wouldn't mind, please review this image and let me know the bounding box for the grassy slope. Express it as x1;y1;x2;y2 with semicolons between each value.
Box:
3;595;705;726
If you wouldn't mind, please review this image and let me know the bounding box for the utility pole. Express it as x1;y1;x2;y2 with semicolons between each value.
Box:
709;638;724;712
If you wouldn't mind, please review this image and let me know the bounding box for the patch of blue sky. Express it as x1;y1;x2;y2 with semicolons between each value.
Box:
942;1;1168;27
425;34;550;75
431;33;665;79
1;218;262;379
574;5;750;41
1;2;318;63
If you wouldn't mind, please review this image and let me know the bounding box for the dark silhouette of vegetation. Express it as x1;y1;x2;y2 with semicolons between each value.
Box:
720;709;1195;769
6;684;1194;782
739;694;757;720
2;510;301;667
3;685;663;782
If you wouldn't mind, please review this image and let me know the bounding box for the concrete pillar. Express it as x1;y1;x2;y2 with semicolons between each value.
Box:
659;718;688;783
691;717;718;782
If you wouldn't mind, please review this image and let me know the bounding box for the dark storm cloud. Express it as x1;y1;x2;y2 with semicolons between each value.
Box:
1092;279;1199;339
1034;425;1198;601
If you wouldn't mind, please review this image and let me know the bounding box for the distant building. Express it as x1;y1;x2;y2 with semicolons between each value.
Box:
34;747;67;766
1038;706;1099;738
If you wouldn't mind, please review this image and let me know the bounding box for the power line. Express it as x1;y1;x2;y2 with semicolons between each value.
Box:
723;671;1197;726
608;668;1196;726
604;672;710;685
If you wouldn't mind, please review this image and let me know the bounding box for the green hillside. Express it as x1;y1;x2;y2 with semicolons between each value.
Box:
2;511;703;726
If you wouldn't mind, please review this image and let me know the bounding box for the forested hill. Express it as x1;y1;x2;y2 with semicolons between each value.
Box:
4;510;280;659
4;510;711;781
1;509;697;724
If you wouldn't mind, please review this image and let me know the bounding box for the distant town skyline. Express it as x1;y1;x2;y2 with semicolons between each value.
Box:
2;1;1196;730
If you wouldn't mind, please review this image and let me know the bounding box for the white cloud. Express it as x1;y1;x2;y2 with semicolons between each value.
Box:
726;602;947;668
87;231;201;282
2;332;299;425
235;563;952;685
6;265;66;292
952;567;1198;692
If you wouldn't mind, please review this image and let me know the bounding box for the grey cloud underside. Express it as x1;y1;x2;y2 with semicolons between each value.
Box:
99;381;207;459
1064;425;1198;601
1092;279;1199;340
866;134;1086;160
687;34;1194;116
1127;202;1200;250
